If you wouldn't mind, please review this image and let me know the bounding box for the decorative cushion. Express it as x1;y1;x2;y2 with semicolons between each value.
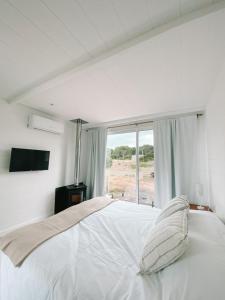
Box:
139;209;188;274
155;195;189;224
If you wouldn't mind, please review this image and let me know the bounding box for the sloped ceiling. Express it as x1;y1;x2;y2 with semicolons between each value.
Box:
1;0;225;123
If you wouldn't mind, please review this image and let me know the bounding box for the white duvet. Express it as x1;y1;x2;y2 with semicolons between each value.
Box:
1;201;225;300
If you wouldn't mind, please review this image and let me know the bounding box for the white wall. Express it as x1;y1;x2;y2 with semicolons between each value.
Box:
206;64;225;221
0;100;74;233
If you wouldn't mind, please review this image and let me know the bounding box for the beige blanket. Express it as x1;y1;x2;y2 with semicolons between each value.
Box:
0;197;115;267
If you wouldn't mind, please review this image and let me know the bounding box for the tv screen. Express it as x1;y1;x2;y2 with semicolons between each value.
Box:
9;148;50;172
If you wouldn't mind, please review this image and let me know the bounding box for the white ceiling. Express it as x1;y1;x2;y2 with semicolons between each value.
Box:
0;0;225;123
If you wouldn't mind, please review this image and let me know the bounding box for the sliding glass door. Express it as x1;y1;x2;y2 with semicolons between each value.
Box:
138;130;154;205
105;126;154;205
105;131;137;202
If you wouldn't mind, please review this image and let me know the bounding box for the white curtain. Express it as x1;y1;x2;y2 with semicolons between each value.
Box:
154;115;199;208
85;127;107;199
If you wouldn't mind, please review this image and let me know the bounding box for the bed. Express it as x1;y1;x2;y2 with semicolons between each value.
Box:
1;200;225;300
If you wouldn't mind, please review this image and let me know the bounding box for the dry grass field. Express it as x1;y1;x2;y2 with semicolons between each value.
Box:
105;159;154;205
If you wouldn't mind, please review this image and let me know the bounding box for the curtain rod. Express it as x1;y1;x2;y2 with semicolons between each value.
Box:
84;111;204;131
107;113;203;130
108;120;153;130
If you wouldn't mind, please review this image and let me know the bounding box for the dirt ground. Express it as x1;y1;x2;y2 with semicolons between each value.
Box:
105;159;154;205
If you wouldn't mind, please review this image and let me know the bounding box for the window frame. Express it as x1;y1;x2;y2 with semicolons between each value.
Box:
106;123;154;204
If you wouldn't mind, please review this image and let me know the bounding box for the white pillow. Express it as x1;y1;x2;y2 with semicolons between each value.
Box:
155;195;189;224
139;209;188;274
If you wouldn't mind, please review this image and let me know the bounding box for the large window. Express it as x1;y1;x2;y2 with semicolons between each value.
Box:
138;130;154;205
105;126;154;205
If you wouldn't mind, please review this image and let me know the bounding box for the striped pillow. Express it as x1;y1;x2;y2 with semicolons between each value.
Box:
139;209;188;274
155;195;189;224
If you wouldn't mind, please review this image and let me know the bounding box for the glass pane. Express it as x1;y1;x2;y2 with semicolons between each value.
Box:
138;130;154;205
106;132;137;202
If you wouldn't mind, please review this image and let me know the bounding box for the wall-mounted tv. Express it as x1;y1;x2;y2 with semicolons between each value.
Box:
9;148;50;172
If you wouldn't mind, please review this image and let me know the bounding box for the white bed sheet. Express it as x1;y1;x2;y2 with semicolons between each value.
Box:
1;201;225;300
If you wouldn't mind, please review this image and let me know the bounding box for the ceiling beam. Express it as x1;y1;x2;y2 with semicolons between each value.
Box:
7;0;225;104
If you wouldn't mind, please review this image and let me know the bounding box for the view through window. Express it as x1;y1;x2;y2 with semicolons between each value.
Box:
105;129;154;205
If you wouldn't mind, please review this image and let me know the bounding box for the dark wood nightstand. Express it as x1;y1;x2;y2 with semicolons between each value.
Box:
189;204;212;212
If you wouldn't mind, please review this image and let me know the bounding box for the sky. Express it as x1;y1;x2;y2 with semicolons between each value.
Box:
107;130;154;149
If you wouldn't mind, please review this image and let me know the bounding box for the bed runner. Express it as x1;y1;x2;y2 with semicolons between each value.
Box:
0;197;115;267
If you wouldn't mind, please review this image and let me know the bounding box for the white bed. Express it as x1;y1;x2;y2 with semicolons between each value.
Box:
1;200;225;300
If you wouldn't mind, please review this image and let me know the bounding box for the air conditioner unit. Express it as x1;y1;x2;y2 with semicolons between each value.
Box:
28;115;64;134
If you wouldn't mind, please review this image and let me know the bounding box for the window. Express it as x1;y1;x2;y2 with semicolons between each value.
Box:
105;125;154;205
138;130;154;205
106;131;137;202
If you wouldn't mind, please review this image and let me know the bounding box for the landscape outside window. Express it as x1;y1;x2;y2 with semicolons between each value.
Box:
105;130;154;205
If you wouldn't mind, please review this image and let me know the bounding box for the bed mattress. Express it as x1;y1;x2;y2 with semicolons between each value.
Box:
1;201;225;300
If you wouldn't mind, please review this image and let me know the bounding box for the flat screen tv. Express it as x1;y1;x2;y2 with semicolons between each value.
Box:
9;148;50;172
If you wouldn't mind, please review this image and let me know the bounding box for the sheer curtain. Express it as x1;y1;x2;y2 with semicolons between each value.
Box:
153;115;199;208
84;127;107;199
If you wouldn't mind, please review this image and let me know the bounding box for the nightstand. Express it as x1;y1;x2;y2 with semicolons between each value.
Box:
189;204;212;212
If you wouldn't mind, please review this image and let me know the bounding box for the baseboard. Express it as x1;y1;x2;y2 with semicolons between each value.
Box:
0;214;51;237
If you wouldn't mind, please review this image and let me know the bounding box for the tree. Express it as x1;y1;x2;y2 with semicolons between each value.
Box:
107;144;154;161
139;144;154;161
111;146;134;160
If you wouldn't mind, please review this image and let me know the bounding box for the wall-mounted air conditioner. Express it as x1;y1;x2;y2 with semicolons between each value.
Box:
28;115;64;134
